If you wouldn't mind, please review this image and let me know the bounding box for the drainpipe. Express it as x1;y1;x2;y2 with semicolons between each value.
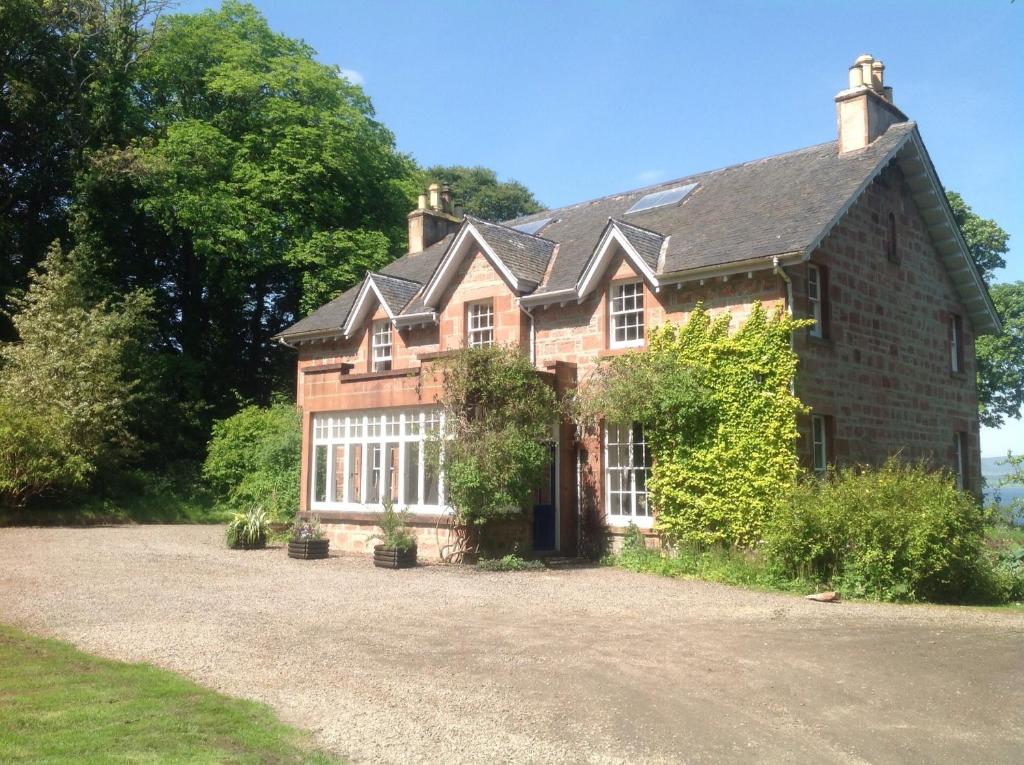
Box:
517;298;537;365
772;255;793;316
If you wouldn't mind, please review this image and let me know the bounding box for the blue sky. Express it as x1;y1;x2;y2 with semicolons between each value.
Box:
178;0;1022;456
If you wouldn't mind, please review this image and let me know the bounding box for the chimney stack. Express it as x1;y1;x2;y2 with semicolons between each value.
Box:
835;54;906;153
407;181;464;254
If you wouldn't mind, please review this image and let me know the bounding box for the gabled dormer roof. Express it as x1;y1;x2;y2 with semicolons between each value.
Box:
340;272;422;338
277;121;999;343
415;217;556;310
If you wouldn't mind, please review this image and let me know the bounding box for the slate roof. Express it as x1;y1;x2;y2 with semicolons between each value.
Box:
463;216;556;285
276;120;999;340
370;272;421;315
611;219;665;273
512;122;917;294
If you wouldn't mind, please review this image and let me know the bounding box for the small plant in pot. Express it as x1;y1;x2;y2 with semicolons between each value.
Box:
225;506;270;550
287;515;329;560
372;498;417;569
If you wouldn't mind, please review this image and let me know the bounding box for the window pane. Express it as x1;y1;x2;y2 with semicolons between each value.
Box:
331;445;345;501
405;442;420;504
313;445;327;503
347;444;363;502
367;444;382;503
385;443;399;502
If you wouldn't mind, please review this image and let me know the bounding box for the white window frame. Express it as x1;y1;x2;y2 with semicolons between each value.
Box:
808;265;823;338
811;414;828;473
604;422;652;527
609;280;645;349
310;409;446;514
953;432;966;491
950;315;962;373
371;319;392;372
466;301;495;348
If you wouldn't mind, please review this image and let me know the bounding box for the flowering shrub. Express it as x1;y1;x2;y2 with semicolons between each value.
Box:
289;515;324;542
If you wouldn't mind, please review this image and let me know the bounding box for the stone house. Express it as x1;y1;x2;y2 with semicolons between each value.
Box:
275;56;999;557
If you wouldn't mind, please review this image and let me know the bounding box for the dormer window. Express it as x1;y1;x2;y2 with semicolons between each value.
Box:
610;281;644;348
467;301;494;347
371;319;392;372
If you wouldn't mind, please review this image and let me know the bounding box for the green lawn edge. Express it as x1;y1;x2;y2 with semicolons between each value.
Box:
0;624;341;765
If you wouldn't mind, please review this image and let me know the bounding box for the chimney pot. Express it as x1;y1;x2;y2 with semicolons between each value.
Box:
835;54;906;154
439;184;452;214
848;64;864;89
871;60;885;90
428;183;440;210
417;193;427;210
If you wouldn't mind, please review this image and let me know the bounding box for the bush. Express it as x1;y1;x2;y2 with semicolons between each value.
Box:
435;345;559;526
610;525;814;592
476;554;544;572
764;459;1000;602
203;402;300;519
0;243;153;506
225;506;270;549
372;498;416;551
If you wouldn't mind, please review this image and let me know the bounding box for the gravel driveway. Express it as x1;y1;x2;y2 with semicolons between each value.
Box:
0;525;1021;764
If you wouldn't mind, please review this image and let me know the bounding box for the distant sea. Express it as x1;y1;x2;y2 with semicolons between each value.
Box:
982;456;1023;523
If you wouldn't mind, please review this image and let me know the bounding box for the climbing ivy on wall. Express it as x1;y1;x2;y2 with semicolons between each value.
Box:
579;302;812;547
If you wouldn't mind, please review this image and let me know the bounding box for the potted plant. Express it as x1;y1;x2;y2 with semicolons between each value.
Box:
225;506;270;550
287;515;329;560
372;498;417;569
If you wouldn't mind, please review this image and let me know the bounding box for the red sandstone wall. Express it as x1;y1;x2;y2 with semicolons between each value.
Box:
792;165;982;490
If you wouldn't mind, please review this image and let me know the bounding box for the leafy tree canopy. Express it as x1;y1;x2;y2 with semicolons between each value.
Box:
976;281;1024;428
0;243;153;506
947;191;1008;284
422;165;543;221
947;190;1020;427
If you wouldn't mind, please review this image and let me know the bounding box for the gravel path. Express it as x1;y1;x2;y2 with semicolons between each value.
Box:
0;525;1022;764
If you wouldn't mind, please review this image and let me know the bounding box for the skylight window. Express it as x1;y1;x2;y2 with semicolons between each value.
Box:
625;183;698;215
511;217;553;235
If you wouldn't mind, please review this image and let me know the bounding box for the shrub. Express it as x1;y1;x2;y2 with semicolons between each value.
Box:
434;345;559;527
289;514;324;542
225;506;270;549
609;523;815;593
764;459;998;602
476;554;544;572
203;402;300;519
372;498;416;551
0;243;153;506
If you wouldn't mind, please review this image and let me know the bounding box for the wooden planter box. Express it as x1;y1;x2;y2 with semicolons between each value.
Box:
230;536;267;551
373;544;417;569
288;538;329;560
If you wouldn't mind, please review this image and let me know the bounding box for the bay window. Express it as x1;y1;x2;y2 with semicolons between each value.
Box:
605;422;652;526
310;409;444;513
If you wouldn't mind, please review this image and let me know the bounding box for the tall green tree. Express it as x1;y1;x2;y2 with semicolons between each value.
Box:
976;281;1024;428
74;1;417;439
947;191;1021;428
423;165;542;221
0;243;153;506
0;0;163;338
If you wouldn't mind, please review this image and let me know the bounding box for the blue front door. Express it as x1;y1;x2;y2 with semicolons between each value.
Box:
532;443;557;552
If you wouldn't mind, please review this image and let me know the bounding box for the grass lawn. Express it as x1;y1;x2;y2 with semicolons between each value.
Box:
0;624;340;765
